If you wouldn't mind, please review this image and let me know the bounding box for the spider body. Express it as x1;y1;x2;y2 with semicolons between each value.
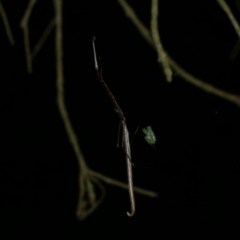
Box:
142;126;156;148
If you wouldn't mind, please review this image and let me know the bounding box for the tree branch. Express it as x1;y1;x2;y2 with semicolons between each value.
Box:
117;0;240;108
20;0;37;73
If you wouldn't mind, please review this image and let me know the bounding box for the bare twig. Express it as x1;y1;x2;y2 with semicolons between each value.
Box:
117;0;240;108
0;1;15;45
217;0;240;38
20;0;37;73
151;0;172;82
31;18;55;60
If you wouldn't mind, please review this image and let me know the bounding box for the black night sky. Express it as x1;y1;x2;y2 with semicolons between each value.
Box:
1;0;240;239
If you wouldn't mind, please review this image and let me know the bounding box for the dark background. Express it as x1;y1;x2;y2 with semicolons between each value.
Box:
1;0;240;239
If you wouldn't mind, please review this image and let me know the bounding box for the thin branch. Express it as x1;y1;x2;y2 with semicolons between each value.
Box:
117;0;240;108
0;1;15;45
217;0;240;38
20;0;37;73
117;0;153;44
53;0;91;219
90;170;159;198
168;57;240;107
54;0;86;182
151;0;172;82
31;18;55;60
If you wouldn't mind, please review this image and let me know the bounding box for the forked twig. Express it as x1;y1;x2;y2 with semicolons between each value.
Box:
117;0;240;108
92;36;135;217
78;176;106;220
20;0;37;73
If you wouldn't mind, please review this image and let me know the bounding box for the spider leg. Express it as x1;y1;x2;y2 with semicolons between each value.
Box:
130;125;140;145
118;142;152;169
